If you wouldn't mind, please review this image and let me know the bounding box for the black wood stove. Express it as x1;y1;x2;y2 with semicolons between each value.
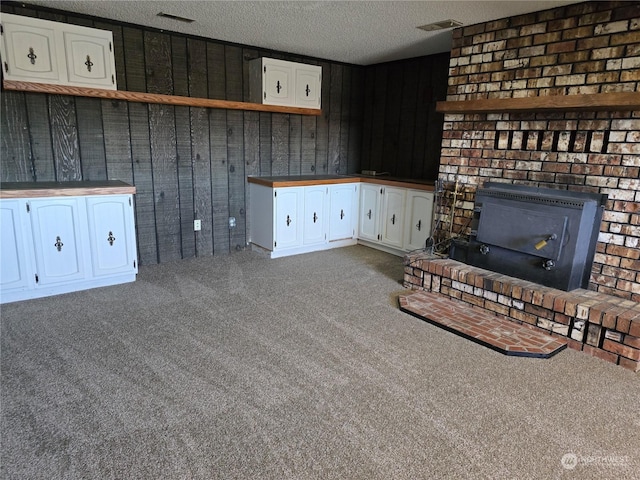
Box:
451;183;607;291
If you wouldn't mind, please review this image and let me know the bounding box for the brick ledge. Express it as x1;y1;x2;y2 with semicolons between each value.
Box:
403;254;640;372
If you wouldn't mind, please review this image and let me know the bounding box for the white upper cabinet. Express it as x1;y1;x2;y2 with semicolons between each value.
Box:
0;16;60;82
294;66;322;108
0;13;117;89
262;60;294;106
62;29;115;88
250;57;321;109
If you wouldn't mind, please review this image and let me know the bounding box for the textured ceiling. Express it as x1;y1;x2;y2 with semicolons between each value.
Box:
18;1;581;65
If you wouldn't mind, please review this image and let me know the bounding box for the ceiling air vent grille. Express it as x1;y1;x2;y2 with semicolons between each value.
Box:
417;19;463;32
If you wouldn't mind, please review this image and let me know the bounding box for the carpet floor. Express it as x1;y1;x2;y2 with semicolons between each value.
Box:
1;245;638;479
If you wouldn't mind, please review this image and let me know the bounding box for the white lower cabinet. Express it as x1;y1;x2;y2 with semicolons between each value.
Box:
0;200;31;293
86;196;138;277
403;189;435;252
0;192;137;304
303;186;326;246
249;182;358;258
380;187;406;248
328;183;358;241
29;197;88;285
358;184;382;243
357;183;434;256
249;177;433;259
274;187;304;250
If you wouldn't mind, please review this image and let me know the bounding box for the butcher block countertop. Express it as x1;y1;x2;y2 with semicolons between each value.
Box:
248;175;435;191
0;181;136;198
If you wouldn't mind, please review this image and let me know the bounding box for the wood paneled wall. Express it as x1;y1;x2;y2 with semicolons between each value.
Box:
360;53;450;180
0;2;448;265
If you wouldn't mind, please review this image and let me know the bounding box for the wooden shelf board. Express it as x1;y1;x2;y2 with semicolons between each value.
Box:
2;80;322;116
1;180;136;198
436;92;640;114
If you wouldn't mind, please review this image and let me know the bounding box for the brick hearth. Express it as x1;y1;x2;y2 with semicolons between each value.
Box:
404;253;640;372
399;290;568;358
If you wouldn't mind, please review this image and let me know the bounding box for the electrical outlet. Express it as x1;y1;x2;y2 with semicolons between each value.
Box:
229;217;236;228
194;219;202;231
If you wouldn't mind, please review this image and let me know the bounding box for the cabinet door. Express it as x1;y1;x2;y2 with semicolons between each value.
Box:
381;187;406;248
274;187;303;249
294;65;322;109
62;27;116;89
263;60;294;106
86;196;137;276
29;198;87;285
303;186;326;245
0;200;31;292
359;184;381;242
403;190;434;251
328;184;356;241
0;14;61;83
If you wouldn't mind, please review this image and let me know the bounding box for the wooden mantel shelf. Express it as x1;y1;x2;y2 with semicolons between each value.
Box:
436;91;640;114
2;80;322;116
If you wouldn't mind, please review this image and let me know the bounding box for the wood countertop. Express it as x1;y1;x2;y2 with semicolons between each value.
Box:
248;175;435;191
0;181;136;198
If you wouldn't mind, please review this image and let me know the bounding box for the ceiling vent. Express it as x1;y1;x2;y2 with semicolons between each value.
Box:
417;19;463;32
157;12;195;23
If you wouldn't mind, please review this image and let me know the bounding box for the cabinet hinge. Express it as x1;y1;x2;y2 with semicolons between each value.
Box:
274;241;277;248
129;197;132;206
264;91;267;100
109;41;112;52
3;61;7;74
274;191;277;197
35;274;39;283
0;24;3;35
134;260;136;268
26;203;30;213
264;66;266;73
112;74;115;84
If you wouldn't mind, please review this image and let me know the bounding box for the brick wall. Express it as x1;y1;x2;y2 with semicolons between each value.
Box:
436;1;640;300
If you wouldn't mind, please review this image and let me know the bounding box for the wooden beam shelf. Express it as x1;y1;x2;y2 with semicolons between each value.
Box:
2;80;322;116
436;91;640;114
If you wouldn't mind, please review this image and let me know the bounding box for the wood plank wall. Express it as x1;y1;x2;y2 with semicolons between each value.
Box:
360;54;450;180
0;3;448;265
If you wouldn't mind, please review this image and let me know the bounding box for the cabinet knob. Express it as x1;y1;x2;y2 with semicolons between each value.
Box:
276;80;282;94
391;214;396;225
27;47;37;65
305;84;311;97
416;220;422;231
54;236;64;252
107;231;116;246
340;209;345;220
313;212;318;223
286;215;291;226
367;209;372;219
85;55;93;72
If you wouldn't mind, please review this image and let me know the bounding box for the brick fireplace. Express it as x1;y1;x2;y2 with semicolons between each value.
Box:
436;0;640;300
404;1;640;372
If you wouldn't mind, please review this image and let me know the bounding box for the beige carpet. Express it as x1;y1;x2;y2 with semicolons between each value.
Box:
1;245;638;479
